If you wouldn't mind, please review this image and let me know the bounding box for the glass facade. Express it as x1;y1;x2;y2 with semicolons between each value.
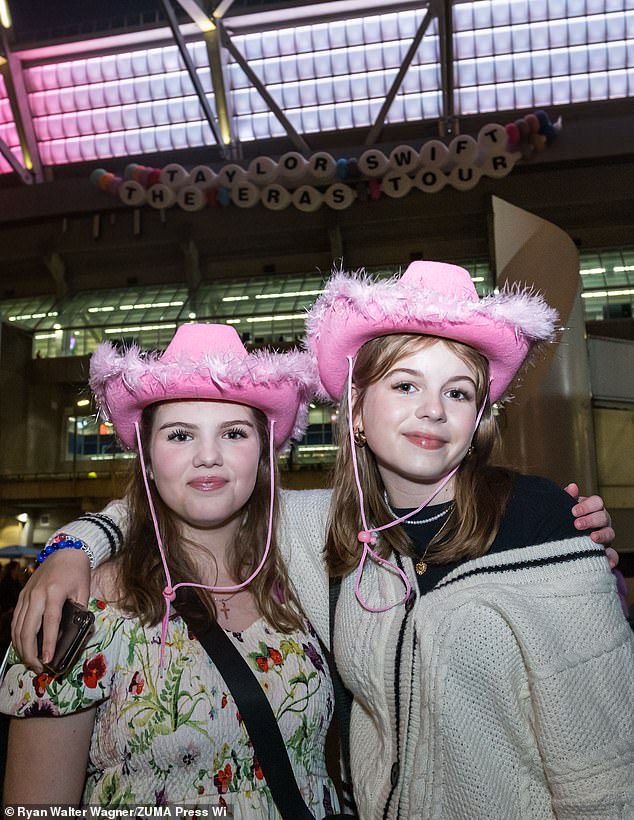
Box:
579;248;634;321
1;251;630;359
64;404;336;468
0;250;629;471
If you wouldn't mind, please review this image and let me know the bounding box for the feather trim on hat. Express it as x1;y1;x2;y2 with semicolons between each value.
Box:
305;269;558;349
89;341;317;443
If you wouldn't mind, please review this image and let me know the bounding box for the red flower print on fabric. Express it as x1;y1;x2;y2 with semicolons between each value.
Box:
213;763;233;794
32;672;55;698
128;671;144;694
82;653;107;689
253;756;264;781
95;600;107;611
255;656;269;673
267;647;283;665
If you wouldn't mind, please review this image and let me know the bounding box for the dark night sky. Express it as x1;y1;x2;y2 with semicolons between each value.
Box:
11;0;160;29
8;0;297;40
8;0;165;41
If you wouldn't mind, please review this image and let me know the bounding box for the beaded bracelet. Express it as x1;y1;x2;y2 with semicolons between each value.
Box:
36;532;96;569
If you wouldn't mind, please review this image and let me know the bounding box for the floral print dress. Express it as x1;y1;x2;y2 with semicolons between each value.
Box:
0;598;338;817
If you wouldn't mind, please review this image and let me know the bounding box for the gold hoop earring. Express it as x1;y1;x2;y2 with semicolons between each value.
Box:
353;428;367;448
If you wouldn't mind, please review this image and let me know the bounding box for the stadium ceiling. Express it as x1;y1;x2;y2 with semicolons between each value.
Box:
0;0;631;302
0;0;632;180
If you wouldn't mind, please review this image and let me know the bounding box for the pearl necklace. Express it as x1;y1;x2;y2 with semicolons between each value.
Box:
383;490;452;525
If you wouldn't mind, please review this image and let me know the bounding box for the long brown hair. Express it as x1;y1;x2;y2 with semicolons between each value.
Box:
112;402;304;632
326;334;513;577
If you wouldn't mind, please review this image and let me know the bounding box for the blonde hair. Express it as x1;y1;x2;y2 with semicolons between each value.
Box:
113;403;304;632
326;334;513;577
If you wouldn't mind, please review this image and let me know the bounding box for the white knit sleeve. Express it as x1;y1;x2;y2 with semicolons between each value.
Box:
46;499;129;568
279;489;331;646
516;580;634;818
432;582;634;820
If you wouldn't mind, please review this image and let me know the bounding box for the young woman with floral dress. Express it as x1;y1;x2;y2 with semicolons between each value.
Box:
0;324;339;817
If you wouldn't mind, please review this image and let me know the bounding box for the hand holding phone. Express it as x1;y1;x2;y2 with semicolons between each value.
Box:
36;599;95;677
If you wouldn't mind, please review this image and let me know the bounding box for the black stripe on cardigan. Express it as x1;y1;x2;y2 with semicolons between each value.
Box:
434;547;606;591
77;513;123;560
382;552;416;820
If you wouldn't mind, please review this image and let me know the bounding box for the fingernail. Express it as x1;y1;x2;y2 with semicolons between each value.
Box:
42;652;50;664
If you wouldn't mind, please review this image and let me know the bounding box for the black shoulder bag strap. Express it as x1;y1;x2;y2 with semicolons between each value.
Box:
329;579;357;817
191;618;316;820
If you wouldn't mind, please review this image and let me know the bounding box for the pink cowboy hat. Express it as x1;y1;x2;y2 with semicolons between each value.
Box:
305;261;558;403
89;323;316;449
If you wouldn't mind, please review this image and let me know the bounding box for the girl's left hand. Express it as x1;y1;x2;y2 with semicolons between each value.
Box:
565;483;617;568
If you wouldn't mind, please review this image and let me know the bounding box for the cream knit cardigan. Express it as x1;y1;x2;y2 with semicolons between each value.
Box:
335;536;634;820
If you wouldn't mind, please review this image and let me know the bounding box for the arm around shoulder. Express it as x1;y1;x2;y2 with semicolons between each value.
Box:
50;498;129;568
11;498;129;672
280;489;331;547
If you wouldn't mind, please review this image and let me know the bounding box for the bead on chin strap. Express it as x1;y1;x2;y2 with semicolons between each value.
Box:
135;416;277;669
346;357;491;613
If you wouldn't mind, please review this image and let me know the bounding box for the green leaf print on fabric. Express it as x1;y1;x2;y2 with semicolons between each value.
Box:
0;600;339;813
121;630;213;752
287;713;310;760
97;772;136;808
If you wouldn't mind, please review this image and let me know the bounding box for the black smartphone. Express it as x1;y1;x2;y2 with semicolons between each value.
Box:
36;599;95;677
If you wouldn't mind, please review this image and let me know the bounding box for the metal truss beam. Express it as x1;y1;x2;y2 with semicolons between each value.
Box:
364;2;436;146
172;0;215;33
159;0;223;150
219;22;311;155
213;0;236;18
1;32;43;182
172;0;236;151
437;0;456;136
0;138;33;184
204;25;236;152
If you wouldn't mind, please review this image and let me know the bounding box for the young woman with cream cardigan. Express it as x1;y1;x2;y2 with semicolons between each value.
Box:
302;261;632;818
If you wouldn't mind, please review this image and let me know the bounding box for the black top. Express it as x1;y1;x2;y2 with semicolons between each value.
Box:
389;473;591;595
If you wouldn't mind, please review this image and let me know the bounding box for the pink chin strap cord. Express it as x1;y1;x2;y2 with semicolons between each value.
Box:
134;418;276;668
346;356;490;613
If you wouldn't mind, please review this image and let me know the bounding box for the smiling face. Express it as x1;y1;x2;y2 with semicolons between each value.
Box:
148;400;262;545
355;339;481;507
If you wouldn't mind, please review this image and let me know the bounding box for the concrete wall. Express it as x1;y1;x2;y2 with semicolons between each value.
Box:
594;407;634;553
0;323;31;478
